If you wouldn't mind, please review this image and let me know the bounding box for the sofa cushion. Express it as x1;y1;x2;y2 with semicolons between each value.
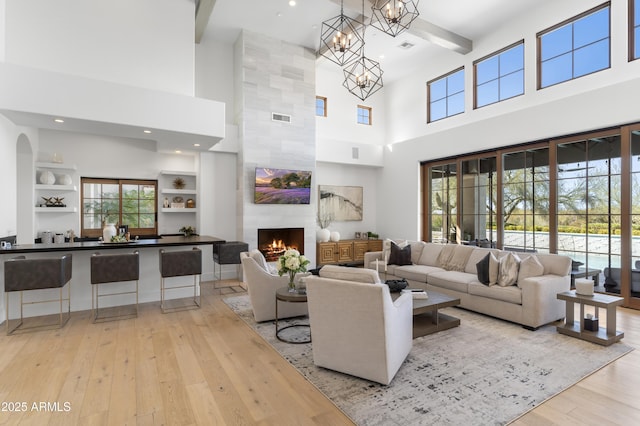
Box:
497;252;520;286
319;265;381;284
393;264;444;283
437;245;475;272
427;270;477;293
389;241;412;266
418;243;444;266
468;282;522;305
409;241;426;264
517;255;544;288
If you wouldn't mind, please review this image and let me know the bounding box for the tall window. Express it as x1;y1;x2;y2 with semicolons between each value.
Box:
357;105;372;125
428;67;464;122
474;42;524;108
316;96;327;117
461;157;497;246
538;3;610;89
631;0;640;60
502;147;550;253
428;163;458;243
81;178;157;237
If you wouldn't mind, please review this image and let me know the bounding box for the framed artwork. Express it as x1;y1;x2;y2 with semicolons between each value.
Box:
355;232;362;239
319;185;363;221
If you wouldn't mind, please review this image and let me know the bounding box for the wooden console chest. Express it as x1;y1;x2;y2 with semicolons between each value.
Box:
316;239;382;266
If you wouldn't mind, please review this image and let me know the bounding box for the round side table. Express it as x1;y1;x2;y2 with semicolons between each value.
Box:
275;286;311;344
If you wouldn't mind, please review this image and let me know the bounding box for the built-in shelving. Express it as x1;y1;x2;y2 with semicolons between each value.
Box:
35;207;77;213
159;170;198;214
35;184;77;191
35;162;77;171
34;162;78;215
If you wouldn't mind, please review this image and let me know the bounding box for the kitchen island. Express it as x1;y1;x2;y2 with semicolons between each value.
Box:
1;235;225;320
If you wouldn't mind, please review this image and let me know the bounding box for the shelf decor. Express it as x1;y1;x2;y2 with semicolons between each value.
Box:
172;177;186;189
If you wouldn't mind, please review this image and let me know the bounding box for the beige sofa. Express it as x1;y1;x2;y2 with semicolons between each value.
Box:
364;241;571;329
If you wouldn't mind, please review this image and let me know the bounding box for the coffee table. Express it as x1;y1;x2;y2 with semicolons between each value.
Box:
274;287;310;344
394;290;461;338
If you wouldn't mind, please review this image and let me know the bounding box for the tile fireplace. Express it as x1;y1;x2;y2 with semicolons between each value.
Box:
258;228;305;262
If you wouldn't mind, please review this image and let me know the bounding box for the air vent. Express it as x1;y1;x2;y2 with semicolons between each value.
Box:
398;41;415;50
352;147;359;159
272;112;292;123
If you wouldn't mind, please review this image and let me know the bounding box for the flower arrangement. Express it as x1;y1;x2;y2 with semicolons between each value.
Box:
276;249;310;292
179;226;195;237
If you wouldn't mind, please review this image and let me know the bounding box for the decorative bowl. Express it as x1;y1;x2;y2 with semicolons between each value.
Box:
385;279;408;292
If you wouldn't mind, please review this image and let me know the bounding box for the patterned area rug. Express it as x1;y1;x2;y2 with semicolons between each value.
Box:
224;295;633;425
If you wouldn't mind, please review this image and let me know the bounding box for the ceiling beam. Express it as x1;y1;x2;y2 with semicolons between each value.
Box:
330;0;472;54
195;0;217;43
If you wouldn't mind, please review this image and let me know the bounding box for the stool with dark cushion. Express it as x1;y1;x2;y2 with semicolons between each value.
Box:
159;248;202;313
90;251;140;322
4;254;72;335
212;241;249;286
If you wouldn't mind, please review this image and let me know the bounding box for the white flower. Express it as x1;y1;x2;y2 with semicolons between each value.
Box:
284;248;300;258
285;256;300;270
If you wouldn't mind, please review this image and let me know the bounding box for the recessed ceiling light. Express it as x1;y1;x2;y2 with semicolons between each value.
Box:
289;0;296;6
379;54;385;59
143;129;152;134
175;150;182;154
193;143;201;147
276;12;282;17
54;118;64;123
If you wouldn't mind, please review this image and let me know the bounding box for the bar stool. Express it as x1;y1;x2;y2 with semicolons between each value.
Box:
90;251;140;323
159;248;202;313
212;241;248;288
4;254;72;335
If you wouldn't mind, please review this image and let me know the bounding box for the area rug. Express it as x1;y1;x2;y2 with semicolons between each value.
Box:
224;295;633;425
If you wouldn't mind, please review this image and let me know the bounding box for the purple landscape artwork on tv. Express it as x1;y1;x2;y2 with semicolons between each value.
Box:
255;168;312;204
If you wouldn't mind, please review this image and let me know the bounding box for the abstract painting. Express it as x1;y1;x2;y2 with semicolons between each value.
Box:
319;185;363;221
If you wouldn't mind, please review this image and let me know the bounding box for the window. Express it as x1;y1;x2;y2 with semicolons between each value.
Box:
474;42;524;108
316;96;327;117
631;0;640;60
357;105;372;125
81;178;157;237
428;67;464;122
538;3;610;89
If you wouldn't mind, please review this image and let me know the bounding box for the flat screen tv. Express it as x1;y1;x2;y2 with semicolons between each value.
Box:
255;167;312;204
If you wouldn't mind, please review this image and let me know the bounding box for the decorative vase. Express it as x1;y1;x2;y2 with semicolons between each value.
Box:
330;231;341;242
317;228;330;242
39;171;56;185
102;223;117;242
288;271;297;293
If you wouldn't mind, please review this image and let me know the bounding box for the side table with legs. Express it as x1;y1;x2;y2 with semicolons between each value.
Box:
556;290;624;346
275;287;311;344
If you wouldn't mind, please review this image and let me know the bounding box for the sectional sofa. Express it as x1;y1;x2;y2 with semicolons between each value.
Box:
364;240;572;329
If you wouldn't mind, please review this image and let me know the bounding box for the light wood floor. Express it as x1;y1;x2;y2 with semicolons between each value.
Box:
0;281;638;426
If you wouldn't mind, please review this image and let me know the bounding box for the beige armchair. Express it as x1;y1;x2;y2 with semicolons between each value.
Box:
306;273;413;385
240;251;309;322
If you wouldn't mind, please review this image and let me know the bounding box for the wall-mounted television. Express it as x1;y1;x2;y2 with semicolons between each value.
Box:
255;167;312;204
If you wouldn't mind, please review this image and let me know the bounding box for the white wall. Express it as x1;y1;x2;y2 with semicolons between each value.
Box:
0;114;18;238
4;0;195;95
315;162;380;239
195;38;236;124
0;0;5;62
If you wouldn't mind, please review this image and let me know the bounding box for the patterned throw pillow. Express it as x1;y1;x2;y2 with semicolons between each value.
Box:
497;252;520;287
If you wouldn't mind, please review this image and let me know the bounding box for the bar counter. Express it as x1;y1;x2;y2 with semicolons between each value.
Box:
1;235;225;320
0;235;224;254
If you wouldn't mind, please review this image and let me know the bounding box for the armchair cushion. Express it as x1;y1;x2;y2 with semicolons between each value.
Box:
319;265;382;284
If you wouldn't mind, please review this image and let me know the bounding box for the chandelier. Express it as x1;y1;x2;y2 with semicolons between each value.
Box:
318;0;364;66
370;0;420;37
343;0;384;101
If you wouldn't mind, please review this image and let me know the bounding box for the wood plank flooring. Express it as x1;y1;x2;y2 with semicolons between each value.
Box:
0;281;638;425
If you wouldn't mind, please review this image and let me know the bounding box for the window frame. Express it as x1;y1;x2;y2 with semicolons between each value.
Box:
316;96;327;117
81;177;158;238
427;66;465;123
537;2;611;89
630;0;640;61
473;40;525;109
357;105;372;125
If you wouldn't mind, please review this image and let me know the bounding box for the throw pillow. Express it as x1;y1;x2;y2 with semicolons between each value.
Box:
476;253;491;285
389;241;412;266
497;252;520;287
383;238;408;263
488;252;500;285
517;255;544;287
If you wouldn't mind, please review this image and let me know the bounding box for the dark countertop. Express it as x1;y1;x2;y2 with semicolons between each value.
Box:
0;235;225;254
